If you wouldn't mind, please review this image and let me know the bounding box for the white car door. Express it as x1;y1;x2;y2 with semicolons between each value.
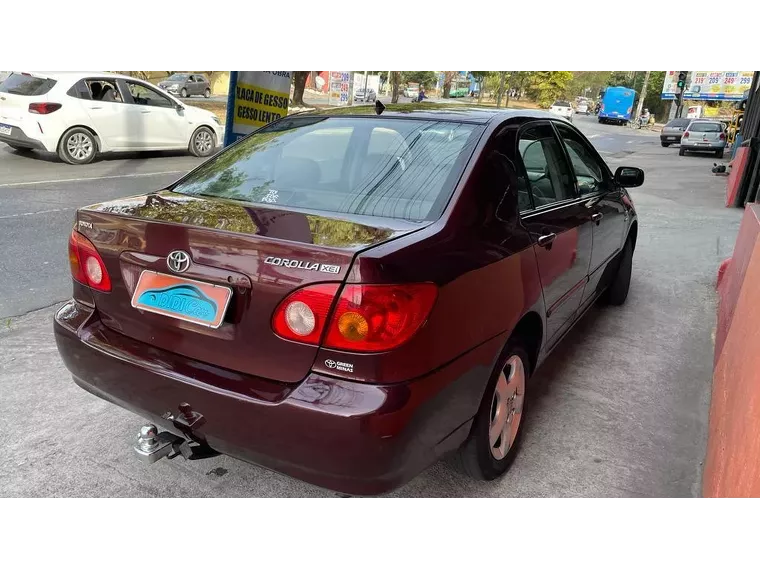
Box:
79;78;133;150
122;80;189;149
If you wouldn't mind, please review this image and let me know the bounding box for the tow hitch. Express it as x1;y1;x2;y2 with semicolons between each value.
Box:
133;403;219;464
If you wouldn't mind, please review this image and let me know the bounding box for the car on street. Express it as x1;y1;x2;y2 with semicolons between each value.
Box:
575;100;589;115
158;73;212;99
403;85;419;99
354;88;377;102
679;119;727;158
54;107;641;495
660;118;691;147
549;100;574;121
0;71;223;164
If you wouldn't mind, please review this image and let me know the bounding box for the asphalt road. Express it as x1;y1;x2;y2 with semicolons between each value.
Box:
0;114;743;497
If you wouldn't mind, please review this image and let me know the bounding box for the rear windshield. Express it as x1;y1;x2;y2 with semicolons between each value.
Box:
689;122;722;132
666;119;690;128
553;101;570;107
172;116;483;221
0;73;57;96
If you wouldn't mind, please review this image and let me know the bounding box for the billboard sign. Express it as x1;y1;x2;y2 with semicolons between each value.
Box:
328;71;350;106
662;71;754;100
223;71;291;146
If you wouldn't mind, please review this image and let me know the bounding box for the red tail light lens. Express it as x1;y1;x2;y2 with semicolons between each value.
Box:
68;229;111;292
272;283;437;352
28;102;62;114
719;132;726;140
683;131;689;138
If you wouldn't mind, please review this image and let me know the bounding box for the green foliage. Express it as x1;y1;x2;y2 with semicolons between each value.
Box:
526;71;574;107
401;71;438;88
567;71;612;97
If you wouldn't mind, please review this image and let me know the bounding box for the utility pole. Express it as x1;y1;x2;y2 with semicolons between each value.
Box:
386;70;391;95
634;70;651;122
364;70;368;102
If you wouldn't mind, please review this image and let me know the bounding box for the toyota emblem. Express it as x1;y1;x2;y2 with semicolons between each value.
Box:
324;359;337;369
167;250;191;273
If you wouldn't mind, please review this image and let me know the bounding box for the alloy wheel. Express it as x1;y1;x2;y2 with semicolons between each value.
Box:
489;355;525;460
66;133;93;161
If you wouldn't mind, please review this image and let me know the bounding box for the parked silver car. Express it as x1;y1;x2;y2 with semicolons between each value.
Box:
660;118;690;147
158;73;211;98
354;88;377;102
679;119;726;158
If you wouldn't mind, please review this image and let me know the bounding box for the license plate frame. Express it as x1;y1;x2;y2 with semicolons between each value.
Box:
0;123;12;136
131;271;232;329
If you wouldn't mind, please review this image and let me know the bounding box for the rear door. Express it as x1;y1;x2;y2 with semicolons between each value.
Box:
553;121;627;307
79;77;130;149
516;121;593;345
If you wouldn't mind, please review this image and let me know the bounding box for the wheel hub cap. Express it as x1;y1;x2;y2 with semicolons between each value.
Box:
67;133;93;160
195;131;212;153
489;355;525;460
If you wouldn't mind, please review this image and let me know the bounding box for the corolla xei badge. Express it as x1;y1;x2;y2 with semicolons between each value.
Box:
167;250;191;273
264;256;340;274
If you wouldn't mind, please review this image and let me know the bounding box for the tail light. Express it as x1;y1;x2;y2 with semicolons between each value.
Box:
273;283;437;353
683;131;689;138
68;229;111;292
719;132;726;140
28;102;61;114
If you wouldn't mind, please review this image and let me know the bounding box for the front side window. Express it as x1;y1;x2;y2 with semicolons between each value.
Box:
554;123;607;195
172;116;482;221
517;123;575;208
126;81;174;108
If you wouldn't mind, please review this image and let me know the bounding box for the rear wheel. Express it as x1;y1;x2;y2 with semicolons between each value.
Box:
189;126;215;158
204;88;211;98
679;147;686;156
716;149;724;159
454;342;529;481
661;141;670;147
57;127;97;165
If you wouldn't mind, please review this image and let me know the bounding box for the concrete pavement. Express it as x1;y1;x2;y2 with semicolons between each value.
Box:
0;115;742;497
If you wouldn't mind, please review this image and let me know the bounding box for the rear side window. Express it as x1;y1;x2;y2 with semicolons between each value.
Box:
690;122;722;132
0;73;56;96
171;116;482;221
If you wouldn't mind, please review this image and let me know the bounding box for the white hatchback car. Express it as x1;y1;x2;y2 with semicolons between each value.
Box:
549;100;574;122
0;71;223;164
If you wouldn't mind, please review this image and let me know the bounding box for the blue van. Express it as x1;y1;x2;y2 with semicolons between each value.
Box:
599;86;636;125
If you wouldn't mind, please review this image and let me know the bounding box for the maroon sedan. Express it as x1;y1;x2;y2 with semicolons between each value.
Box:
54;107;641;495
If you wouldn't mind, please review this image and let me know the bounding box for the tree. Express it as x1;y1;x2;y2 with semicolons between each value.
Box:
291;71;310;107
526;71;574;107
391;71;400;103
443;71;457;98
496;72;509;108
470;71;492;104
401;71;438;89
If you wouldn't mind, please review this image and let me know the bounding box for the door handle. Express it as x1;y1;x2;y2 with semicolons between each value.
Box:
537;233;556;248
591;212;603;224
89;106;103;110
141;110;151;114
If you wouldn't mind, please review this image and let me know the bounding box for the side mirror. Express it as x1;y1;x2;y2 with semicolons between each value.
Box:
614;166;644;188
175;103;184;112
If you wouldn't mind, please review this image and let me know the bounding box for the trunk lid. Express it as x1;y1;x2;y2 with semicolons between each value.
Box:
76;191;427;383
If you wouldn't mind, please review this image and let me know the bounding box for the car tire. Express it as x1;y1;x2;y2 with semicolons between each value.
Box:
57;127;97;165
661;142;670;147
454;341;529;481
716;150;724;159
603;237;633;306
189;126;216;158
679;147;686;156
181;88;188;98
204;88;211;98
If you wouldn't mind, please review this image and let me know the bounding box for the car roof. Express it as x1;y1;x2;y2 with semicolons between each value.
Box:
302;105;559;125
21;71;143;83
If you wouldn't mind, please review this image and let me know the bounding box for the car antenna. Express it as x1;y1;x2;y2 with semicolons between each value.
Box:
375;100;385;115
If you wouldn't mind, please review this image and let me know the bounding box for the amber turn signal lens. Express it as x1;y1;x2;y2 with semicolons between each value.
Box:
338;311;369;341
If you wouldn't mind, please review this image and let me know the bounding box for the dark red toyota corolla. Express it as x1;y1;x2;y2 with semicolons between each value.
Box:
54;107;641;495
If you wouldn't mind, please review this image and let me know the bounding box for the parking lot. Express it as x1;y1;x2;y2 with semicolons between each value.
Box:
0;114;743;497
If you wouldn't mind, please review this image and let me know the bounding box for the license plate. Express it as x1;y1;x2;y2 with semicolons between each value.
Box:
668;137;677;140
131;271;232;329
0;123;12;136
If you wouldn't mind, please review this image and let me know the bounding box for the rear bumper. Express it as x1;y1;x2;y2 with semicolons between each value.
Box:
0;124;47;150
681;142;725;151
660;134;682;142
54;300;500;495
